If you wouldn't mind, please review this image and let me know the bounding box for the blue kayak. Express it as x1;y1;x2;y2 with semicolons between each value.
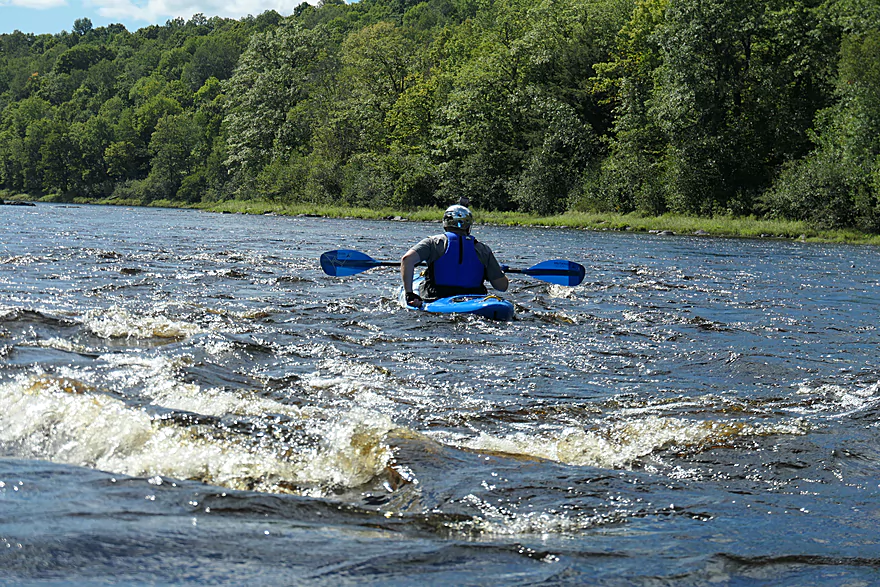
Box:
399;278;515;321
320;250;583;322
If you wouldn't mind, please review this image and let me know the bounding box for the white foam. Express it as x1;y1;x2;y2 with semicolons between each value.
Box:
795;380;880;419
84;306;203;339
32;338;84;353
299;410;396;489
435;415;807;469
451;493;605;536
0;374;395;496
547;284;579;299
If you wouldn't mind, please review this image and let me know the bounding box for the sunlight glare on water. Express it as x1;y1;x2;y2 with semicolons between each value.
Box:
1;204;879;585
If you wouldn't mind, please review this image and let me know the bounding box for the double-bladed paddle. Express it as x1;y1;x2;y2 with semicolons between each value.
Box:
320;249;585;286
500;259;586;287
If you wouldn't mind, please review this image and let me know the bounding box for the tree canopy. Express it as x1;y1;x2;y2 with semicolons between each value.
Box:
1;0;879;231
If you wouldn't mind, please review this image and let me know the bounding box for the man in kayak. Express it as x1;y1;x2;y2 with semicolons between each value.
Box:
400;204;509;307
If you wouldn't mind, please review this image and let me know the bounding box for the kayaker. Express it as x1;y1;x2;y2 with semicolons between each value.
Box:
400;204;509;307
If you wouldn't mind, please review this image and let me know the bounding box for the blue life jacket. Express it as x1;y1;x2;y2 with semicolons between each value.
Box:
425;232;487;298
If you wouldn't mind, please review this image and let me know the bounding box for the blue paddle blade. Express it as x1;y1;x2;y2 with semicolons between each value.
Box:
320;249;383;276
522;259;586;286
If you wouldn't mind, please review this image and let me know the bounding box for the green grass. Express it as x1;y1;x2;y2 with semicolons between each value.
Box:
194;200;880;245
5;192;880;245
195;200;432;220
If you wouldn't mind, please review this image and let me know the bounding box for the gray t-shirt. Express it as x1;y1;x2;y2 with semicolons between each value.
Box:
409;234;505;282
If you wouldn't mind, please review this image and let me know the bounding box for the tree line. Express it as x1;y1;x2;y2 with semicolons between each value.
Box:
1;0;879;231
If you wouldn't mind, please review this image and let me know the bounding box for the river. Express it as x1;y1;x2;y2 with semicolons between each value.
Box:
1;203;878;585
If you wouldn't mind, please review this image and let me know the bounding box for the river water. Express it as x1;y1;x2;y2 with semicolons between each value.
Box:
1;203;878;585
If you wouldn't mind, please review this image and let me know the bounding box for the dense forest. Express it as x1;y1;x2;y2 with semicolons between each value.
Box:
2;0;879;231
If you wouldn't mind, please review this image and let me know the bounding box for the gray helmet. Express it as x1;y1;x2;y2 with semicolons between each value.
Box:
443;205;473;232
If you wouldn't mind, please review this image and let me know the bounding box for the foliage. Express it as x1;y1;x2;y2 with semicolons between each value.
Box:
584;0;836;217
0;0;879;232
764;26;880;231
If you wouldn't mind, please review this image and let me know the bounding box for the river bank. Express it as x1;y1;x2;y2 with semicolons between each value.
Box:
197;200;880;245
6;192;880;245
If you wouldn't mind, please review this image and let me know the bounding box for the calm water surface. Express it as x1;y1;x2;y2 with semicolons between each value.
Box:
1;204;879;585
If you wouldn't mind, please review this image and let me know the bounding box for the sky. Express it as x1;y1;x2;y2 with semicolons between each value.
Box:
0;0;313;35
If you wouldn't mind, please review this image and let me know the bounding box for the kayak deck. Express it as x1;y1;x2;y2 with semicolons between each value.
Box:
399;279;515;321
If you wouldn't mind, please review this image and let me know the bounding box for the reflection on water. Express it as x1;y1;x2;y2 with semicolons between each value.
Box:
1;204;879;584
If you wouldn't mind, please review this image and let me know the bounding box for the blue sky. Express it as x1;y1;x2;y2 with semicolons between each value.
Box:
0;0;310;35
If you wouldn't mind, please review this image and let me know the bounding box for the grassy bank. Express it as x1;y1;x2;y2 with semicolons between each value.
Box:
193;199;880;245
6;192;880;245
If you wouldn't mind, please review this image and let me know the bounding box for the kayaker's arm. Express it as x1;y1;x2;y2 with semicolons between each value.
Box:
483;252;509;292
401;249;423;307
489;273;509;292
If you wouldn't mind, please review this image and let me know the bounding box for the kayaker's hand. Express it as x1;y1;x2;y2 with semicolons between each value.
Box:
405;292;423;307
500;264;509;273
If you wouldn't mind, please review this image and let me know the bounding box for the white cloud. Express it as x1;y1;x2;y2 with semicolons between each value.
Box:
5;0;68;9
87;0;304;23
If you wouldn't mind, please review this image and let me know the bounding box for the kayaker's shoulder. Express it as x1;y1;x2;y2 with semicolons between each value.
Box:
412;234;448;261
472;239;495;254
